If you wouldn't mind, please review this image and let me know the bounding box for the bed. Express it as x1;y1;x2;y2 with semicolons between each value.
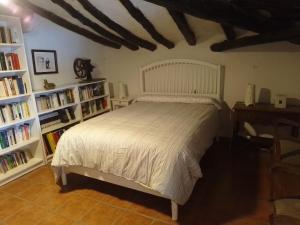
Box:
51;59;224;220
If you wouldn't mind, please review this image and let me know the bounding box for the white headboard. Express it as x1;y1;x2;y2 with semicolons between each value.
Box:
140;59;223;100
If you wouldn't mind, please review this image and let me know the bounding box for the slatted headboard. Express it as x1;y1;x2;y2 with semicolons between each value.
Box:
140;59;223;100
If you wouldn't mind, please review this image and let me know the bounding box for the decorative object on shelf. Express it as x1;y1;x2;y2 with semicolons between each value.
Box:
245;83;255;106
275;94;287;109
111;97;134;111
118;82;127;99
74;58;101;83
31;49;58;75
43;79;56;90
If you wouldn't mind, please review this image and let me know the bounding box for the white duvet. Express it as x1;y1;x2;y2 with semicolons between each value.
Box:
52;100;219;204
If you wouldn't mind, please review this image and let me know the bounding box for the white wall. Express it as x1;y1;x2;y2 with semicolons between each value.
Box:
23;15;106;91
104;34;300;108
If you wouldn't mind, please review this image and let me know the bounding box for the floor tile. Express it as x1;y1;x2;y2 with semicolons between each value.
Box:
78;202;124;225
0;179;35;196
16;183;49;201
0;195;28;220
55;194;98;221
4;203;46;225
0;140;273;225
36;213;74;225
114;212;153;225
129;193;172;222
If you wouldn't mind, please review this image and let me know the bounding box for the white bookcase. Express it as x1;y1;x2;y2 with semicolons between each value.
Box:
33;79;111;162
0;15;44;185
78;80;111;120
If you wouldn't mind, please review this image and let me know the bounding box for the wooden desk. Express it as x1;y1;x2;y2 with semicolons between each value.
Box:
233;102;300;140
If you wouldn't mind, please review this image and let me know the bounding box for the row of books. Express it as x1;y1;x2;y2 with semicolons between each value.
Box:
82;98;108;118
0;151;31;174
43;129;65;155
0;124;31;150
0;76;28;97
0;52;20;71
0;101;30;124
79;83;105;101
0;26;19;44
39;107;75;129
36;89;74;112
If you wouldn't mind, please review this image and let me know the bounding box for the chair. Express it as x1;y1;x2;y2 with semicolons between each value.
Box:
271;119;300;200
270;163;300;225
270;119;300;225
273;118;300;166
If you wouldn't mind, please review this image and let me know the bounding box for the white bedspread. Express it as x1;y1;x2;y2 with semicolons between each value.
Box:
52;101;218;204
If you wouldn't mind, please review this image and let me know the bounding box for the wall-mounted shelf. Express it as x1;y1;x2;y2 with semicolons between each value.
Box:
83;108;110;120
0;136;40;156
0;69;27;76
41;118;80;134
0;93;31;102
0;117;35;130
0;158;44;185
80;94;109;104
37;102;77;116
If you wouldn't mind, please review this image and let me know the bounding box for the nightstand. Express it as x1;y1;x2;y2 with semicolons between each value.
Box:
111;97;134;110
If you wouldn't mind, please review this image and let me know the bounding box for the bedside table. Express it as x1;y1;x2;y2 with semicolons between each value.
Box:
111;97;134;110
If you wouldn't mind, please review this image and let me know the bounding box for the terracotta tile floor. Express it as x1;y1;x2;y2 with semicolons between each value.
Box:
0;140;272;225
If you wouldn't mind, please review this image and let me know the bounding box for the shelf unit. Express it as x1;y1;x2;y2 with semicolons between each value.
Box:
34;85;81;162
0;15;44;185
33;79;111;163
78;80;111;120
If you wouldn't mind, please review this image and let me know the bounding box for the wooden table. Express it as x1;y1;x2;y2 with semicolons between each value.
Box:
233;102;300;146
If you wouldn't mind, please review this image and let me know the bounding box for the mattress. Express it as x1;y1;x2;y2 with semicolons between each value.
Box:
52;99;219;204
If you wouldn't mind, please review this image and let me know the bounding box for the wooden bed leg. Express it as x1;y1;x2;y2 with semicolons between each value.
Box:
61;167;68;186
171;201;178;221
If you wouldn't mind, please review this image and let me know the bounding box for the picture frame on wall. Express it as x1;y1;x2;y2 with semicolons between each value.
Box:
31;49;58;75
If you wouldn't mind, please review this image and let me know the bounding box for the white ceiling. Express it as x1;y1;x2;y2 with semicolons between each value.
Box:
27;0;223;46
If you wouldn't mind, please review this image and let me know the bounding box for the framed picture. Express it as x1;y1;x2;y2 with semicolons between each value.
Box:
31;49;58;75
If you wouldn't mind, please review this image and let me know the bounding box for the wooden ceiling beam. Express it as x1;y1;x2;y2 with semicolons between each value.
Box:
167;9;196;45
119;0;175;49
13;0;121;49
51;0;138;50
210;27;300;52
142;0;289;33
221;24;236;40
77;0;156;51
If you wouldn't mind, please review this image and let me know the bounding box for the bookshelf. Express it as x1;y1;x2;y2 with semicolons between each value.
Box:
34;85;81;162
33;79;111;162
78;80;111;120
0;15;44;185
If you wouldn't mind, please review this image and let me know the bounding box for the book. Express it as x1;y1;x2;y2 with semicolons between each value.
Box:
13;79;19;95
16;76;25;94
0;80;7;97
12;53;20;70
0;52;7;70
46;132;57;153
3;78;12;96
0;151;30;174
10;27;19;43
0;27;6;43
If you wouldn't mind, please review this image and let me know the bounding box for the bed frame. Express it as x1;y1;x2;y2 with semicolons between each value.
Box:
60;59;223;220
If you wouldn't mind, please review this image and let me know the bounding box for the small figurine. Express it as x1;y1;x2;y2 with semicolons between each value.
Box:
43;79;56;90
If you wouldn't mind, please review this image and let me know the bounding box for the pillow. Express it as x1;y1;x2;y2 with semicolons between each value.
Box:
136;95;222;109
